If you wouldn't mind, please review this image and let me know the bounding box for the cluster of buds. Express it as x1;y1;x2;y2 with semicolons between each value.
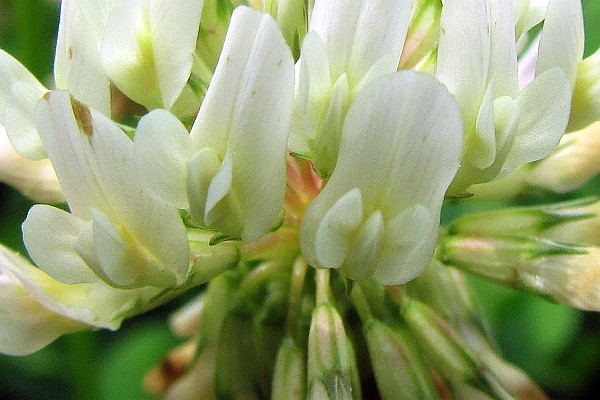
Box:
1;0;600;398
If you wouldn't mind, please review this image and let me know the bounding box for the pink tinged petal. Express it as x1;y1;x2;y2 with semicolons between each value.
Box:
0;49;48;160
190;7;295;241
309;0;412;88
35;91;189;287
54;0;118;116
536;0;584;88
436;0;491;131
517;36;540;90
301;72;463;284
134;109;194;208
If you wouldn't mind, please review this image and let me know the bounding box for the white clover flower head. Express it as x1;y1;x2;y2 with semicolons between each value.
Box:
0;0;598;398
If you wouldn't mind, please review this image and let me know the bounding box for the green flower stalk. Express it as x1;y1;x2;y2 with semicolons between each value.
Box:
1;0;600;398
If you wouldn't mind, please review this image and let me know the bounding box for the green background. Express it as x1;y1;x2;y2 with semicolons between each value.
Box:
1;0;600;398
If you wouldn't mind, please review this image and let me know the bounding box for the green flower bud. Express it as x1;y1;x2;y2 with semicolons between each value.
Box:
271;337;306;400
441;234;600;311
402;299;480;384
364;320;440;400
307;303;360;400
448;198;595;237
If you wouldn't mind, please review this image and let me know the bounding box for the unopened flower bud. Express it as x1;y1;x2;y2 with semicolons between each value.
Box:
448;198;595;237
441;234;600;311
169;294;205;337
528;122;600;193
401;299;480;384
364;319;440;400
271;337;306;400
307;303;360;400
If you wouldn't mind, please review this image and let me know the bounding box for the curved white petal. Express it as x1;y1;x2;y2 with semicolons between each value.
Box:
436;0;490;131
489;0;518;98
301;72;463;284
0;243;162;341
314;188;364;269
54;0;118;116
35;91;189;287
147;0;204;108
535;0;584;88
134;109;194;208
504;67;572;168
22;205;97;284
101;0;203;110
309;0;412;87
190;7;294;241
0;49;48;160
0;250;84;356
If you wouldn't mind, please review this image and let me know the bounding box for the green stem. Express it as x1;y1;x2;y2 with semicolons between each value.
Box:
315;268;331;305
286;257;308;337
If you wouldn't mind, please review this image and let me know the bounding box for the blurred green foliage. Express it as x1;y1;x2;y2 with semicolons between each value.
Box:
1;0;600;399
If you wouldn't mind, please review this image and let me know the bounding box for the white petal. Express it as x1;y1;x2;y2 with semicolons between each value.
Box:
535;0;584;87
515;0;549;42
35;91;111;218
22;205;97;284
489;0;518;98
101;0;203;110
91;209;179;288
35;91;190;286
0;262;83;356
301;72;463;283
505;67;572;168
372;205;433;285
134;109;194;208
54;0;117;116
341;210;384;280
309;0;412;87
314;188;364;268
186;148;223;228
0;49;48;160
190;7;294;241
147;0;204;108
436;0;490;130
0;243;162;334
0;126;63;203
470;83;497;170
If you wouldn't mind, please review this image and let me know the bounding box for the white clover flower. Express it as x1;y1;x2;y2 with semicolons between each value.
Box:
135;6;295;241
23;91;190;288
300;72;463;284
290;0;413;176
437;0;583;194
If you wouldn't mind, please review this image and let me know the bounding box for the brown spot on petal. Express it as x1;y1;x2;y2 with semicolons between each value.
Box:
70;95;94;138
67;47;73;60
